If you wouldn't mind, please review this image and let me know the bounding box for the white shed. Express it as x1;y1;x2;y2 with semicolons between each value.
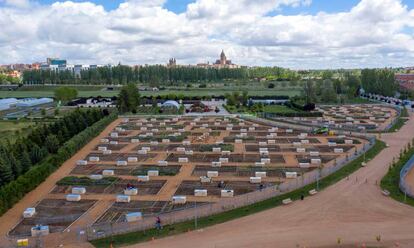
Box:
23;208;36;218
124;188;138;196
194;189;208;197
116;195;131;203
72;187;86;194
221;190;234;198
172;196;187;204
126;212;142;222
66;194;81;202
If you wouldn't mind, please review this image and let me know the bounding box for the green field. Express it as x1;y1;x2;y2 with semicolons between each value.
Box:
0;121;37;143
381;145;414;207
262;105;301;114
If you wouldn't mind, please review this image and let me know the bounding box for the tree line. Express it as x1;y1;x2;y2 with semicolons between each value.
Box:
361;69;397;97
22;65;297;85
0;109;106;188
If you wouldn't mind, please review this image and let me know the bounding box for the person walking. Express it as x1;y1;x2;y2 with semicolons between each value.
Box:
155;216;162;230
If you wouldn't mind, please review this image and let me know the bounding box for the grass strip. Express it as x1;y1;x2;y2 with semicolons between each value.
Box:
91;140;385;248
387;108;409;133
381;145;414;207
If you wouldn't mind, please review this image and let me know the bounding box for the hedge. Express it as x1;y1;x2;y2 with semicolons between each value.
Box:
0;112;117;216
263;112;323;117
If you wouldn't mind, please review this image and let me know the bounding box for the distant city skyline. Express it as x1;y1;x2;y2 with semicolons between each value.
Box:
0;0;413;69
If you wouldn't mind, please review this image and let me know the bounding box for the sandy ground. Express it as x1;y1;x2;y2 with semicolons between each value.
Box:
127;112;414;248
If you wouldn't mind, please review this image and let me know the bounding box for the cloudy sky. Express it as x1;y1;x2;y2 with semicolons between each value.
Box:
0;0;414;69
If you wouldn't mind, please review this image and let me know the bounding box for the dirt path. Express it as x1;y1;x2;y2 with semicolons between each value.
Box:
0;118;122;247
156;164;195;199
128;112;414;248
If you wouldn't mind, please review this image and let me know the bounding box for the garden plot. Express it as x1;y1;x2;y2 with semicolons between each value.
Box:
224;136;320;144
71;164;135;176
104;179;166;195
192;165;308;178
86;153;157;162
95;201;208;224
282;145;354;153
9;199;96;237
296;155;338;164
131;165;181;176
165;153;285;164
52;176;118;194
175;180;277;197
281;104;397;131
93;144;128;151
70;164;181;176
245;144;282;152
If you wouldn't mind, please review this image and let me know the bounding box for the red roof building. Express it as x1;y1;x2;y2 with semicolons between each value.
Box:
396;74;414;91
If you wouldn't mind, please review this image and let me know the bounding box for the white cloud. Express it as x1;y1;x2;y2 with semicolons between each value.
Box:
0;0;413;69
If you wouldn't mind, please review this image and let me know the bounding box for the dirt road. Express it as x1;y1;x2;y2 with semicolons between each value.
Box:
129;112;414;248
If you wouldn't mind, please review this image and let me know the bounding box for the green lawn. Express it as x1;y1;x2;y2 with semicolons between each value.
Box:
90;140;385;248
388;108;409;133
262;105;301;114
381;145;414;207
0;121;37;143
225;104;302;116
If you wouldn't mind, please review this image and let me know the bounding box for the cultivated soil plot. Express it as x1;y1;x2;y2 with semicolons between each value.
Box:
175;180;277;196
192;165;308;178
95;201;209;224
8;115;368;235
277;104;398;131
9;199;96;237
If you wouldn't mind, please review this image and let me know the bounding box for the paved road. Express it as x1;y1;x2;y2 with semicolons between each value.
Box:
130;112;414;248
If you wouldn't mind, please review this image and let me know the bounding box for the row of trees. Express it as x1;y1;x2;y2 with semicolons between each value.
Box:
22;65;297;85
225;91;249;107
0;73;20;84
361;69;397;97
0;109;107;187
300;71;365;104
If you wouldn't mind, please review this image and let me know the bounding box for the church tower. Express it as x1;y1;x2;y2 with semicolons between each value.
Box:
220;50;227;65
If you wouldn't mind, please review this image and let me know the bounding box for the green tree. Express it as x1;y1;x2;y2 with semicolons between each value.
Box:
45;134;60;153
0;162;14;185
117;83;140;113
321;80;337;103
19;151;32;173
303;80;317;104
241;91;249;106
54;86;78;102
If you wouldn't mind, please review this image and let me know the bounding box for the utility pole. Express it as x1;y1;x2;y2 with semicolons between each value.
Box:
194;201;198;229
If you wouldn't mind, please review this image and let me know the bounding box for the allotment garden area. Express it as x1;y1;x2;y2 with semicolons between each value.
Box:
6;115;368;242
266;104;399;132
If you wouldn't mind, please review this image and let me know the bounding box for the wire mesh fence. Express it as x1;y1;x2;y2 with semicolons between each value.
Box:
399;154;414;198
